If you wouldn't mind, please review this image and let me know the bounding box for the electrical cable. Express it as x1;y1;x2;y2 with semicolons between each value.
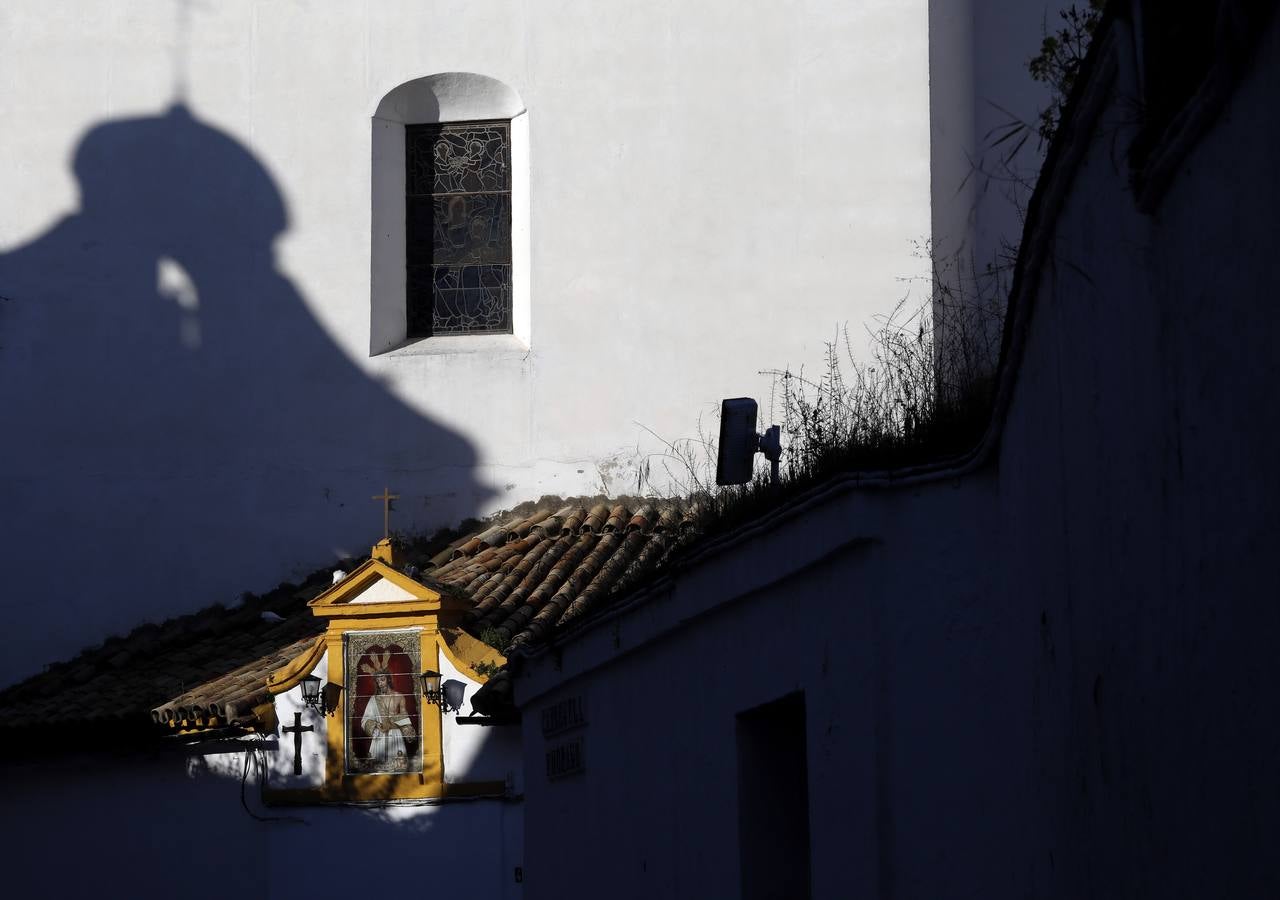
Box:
239;738;309;826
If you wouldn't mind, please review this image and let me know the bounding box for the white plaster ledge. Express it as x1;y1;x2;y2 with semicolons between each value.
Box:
385;334;530;358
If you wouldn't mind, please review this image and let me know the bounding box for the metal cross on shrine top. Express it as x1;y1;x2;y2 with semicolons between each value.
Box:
372;486;399;539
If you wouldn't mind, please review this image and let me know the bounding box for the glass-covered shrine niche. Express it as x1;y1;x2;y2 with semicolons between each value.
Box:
405;121;513;337
345;630;423;775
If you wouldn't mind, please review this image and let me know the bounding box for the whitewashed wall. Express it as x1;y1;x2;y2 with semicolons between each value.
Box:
515;14;1280;897
0;0;931;686
269;655;328;789
1;650;523;898
0;750;525;899
438;651;524;790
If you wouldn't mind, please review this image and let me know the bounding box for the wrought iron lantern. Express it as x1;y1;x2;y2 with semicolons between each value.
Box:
300;674;323;712
421;670;466;714
420;670;443;706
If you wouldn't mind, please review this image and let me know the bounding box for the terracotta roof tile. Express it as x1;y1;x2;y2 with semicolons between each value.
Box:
604;503;629;532
0;496;694;747
580;502;610;535
0;569;332;743
434;497;692;654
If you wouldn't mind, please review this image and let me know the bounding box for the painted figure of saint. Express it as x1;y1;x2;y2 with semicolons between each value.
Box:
358;654;416;767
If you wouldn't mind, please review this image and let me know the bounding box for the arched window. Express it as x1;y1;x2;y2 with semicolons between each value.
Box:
371;73;529;353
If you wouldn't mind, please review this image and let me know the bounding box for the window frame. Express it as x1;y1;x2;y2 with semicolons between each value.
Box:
370;73;530;356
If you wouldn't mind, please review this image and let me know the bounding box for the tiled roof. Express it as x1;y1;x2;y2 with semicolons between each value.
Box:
0;573;331;744
0;497;693;746
148;632;321;730
429;500;692;655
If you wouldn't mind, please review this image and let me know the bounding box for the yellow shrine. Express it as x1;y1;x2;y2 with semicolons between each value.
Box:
265;536;506;803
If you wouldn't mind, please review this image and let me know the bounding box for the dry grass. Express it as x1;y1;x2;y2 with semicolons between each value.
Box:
635;246;1003;545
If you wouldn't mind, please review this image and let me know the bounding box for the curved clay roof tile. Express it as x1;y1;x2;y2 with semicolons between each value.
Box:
476;536;574;628
469;550;529;605
580;503;610;534
523;508;556;533
505;514;539;542
491;535;597;640
534;515;563;537
475;525;508;548
465;539;558;622
465;537;555;622
449;537;484;560
608;531;670;600
626;504;656;533
526;534;596;607
561;507;587;536
655;507;680;533
603;504;630;532
558;530;647;626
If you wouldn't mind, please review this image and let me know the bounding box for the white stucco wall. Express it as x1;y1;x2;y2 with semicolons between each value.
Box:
439;651;524;789
0;749;525;900
0;0;932;686
0;649;523;898
270;654;328;789
515;14;1280;898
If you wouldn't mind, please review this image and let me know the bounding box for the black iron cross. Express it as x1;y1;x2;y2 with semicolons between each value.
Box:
281;711;314;776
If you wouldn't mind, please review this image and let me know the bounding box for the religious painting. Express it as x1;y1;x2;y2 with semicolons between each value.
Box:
345;630;423;774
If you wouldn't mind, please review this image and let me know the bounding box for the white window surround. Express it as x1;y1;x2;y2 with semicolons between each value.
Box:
370;73;530;356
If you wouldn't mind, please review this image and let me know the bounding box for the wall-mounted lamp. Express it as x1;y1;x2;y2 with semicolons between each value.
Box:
421;670;443;706
421;670;467;714
300;674;323;712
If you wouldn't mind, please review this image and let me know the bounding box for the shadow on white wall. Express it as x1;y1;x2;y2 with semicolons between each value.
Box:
0;103;492;685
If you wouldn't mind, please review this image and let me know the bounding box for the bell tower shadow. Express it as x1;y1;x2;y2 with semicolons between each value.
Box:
0;103;492;686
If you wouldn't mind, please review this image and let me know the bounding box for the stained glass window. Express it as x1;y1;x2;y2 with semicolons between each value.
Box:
406;122;512;337
345;630;423;774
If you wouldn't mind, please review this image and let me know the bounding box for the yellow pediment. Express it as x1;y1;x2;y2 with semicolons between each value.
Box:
307;558;445;619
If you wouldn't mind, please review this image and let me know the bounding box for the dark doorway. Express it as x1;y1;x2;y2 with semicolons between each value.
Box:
737;691;812;900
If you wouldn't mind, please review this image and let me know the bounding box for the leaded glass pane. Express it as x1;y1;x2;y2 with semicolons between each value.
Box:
405;122;512;337
406;123;510;195
406;194;511;267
